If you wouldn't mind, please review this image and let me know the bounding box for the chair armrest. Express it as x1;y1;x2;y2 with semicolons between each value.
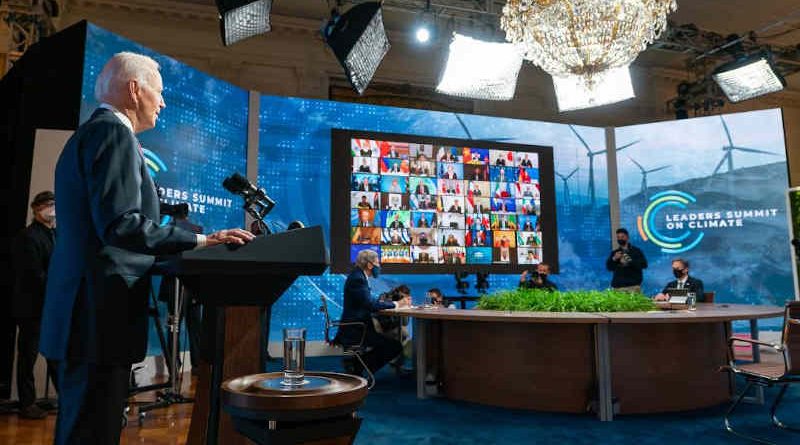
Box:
728;336;783;351
727;336;786;374
331;320;368;348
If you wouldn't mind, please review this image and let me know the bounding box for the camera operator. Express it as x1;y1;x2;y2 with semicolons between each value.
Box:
519;263;558;291
606;228;648;292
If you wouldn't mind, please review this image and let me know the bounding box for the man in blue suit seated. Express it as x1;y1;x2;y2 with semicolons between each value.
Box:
654;258;705;302
39;52;254;445
335;250;409;376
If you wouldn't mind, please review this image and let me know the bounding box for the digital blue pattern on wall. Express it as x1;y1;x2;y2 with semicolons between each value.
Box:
81;24;248;233
259;96;612;341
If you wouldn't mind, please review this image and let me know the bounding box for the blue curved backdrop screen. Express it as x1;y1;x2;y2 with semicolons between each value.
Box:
79;24;791;344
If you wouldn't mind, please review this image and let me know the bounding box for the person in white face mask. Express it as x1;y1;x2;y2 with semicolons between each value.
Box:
11;191;58;419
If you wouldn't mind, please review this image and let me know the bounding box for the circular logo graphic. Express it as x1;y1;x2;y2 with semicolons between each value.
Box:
637;190;704;254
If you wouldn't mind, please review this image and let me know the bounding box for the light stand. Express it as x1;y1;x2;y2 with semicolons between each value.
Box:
476;272;490;294
136;277;194;424
454;272;469;295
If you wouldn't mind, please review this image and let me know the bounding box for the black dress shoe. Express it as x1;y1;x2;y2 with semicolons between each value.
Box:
19;404;48;419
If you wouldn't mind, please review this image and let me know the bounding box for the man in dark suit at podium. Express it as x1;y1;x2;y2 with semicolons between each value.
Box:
39;52;254;445
336;250;408;376
654;259;705;302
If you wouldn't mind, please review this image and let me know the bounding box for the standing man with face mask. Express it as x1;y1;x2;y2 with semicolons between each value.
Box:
654;259;705;302
38;52;254;445
606;228;648;293
11;191;59;419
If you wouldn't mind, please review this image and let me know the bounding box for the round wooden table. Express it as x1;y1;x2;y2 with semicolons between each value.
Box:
222;371;368;444
386;303;784;420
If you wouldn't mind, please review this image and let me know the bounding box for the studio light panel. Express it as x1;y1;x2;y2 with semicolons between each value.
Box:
436;33;524;101
713;56;786;103
553;65;635;112
219;0;272;46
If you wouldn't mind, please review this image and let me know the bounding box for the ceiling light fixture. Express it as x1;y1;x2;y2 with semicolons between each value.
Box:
501;0;676;110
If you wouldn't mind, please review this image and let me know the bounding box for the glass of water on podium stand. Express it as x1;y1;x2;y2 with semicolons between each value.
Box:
282;328;307;386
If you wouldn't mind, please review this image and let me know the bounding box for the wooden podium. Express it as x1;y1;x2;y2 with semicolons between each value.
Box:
169;227;328;445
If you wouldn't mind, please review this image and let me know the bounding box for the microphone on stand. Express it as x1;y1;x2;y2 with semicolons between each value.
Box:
223;172;276;235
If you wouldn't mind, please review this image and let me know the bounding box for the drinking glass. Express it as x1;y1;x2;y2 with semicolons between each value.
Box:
686;293;697;311
282;328;307;386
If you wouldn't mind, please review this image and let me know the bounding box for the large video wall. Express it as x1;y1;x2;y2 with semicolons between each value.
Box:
331;130;558;273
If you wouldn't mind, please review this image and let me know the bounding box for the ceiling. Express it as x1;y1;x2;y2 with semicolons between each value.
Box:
175;1;800;48
173;1;800;84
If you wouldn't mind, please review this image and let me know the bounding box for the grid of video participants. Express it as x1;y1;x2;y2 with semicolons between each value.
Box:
349;139;543;265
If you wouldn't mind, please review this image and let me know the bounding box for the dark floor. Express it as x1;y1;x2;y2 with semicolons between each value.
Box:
280;356;800;445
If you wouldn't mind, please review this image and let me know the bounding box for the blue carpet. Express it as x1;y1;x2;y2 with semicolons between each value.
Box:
269;356;800;445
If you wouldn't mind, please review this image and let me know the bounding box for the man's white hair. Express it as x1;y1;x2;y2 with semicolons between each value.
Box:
355;249;378;269
94;52;160;102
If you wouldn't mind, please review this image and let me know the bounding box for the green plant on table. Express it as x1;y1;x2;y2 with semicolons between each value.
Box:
476;288;656;313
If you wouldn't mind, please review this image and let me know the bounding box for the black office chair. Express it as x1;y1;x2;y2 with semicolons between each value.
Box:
319;295;375;389
723;301;800;444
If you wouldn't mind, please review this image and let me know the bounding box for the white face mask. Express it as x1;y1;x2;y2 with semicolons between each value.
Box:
37;207;56;223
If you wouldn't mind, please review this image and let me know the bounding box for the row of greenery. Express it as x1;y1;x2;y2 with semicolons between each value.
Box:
476;288;657;313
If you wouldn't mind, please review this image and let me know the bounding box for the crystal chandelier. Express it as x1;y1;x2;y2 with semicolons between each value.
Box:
501;0;677;91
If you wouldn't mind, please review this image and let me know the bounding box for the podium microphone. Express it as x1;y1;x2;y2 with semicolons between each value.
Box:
222;172;276;234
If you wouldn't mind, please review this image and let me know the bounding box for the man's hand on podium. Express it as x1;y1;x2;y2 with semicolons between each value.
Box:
206;228;255;247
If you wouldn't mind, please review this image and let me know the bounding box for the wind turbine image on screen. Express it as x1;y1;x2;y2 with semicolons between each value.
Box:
555;167;578;206
628;157;669;199
569;125;639;205
713;115;778;176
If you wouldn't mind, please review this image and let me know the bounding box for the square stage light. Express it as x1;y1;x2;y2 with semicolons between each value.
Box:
436;33;523;101
712;55;786;103
324;2;390;95
553;65;635;112
217;0;272;46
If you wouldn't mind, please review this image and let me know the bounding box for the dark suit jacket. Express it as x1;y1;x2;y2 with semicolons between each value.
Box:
334;269;394;345
40;109;197;365
11;221;55;319
606;245;648;288
662;276;705;301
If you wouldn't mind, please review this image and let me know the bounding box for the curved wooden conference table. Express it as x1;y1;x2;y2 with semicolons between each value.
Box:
383;303;783;421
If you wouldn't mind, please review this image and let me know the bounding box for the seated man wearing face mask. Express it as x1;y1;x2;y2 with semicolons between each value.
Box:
334;250;409;376
519;263;558;292
654;258;705;302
